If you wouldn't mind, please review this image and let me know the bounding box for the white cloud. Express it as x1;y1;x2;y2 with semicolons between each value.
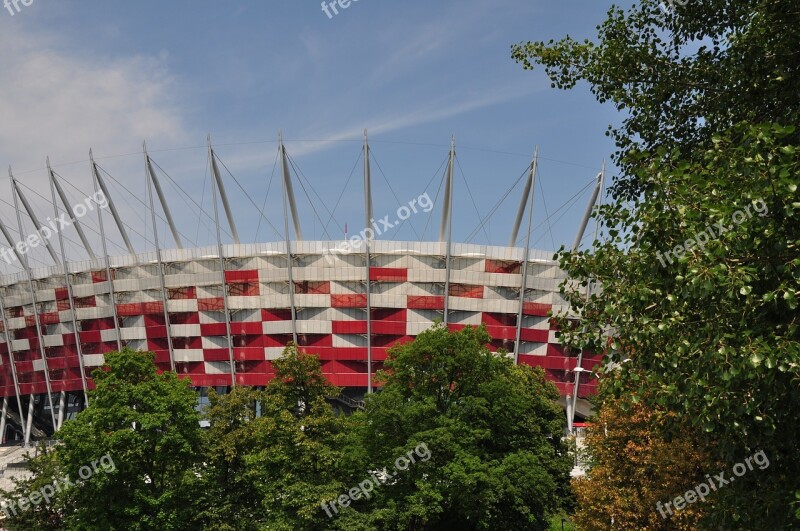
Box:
0;23;192;273
0;24;189;177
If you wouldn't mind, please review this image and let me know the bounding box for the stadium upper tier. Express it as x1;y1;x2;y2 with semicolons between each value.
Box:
0;240;601;398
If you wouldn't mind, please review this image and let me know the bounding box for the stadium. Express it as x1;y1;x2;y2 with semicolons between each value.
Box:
0;134;603;446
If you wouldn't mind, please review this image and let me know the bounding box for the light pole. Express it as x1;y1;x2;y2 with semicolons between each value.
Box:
568;366;600;435
568;358;631;433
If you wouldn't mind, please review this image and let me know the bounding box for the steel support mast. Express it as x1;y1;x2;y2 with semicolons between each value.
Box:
144;151;183;249
48;159;89;414
279;131;299;344
91;153;136;255
143;143;176;372
8;168;57;434
208;136;237;387
440;137;455;326
513;148;538;364
90;150;124;352
363;130;373;393
567;163;605;433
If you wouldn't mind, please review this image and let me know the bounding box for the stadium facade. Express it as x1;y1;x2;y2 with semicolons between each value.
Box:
0;134;602;445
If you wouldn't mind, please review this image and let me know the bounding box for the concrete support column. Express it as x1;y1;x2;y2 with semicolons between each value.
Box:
23;394;34;447
0;396;8;444
56;390;66;430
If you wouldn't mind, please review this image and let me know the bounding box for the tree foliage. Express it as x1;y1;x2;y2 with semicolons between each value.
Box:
1;349;203;530
513;0;800;527
4;335;571;529
512;0;800;199
1;445;65;530
572;390;713;530
347;324;572;531
58;349;202;530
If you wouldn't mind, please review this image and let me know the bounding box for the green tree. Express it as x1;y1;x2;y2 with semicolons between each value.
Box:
191;386;269;531
511;0;800;198
55;348;203;530
265;341;339;418
349;324;571;530
255;345;364;530
1;445;65;530
513;0;800;527
197;344;363;531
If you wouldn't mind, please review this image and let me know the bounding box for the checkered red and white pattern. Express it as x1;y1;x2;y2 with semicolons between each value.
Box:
0;242;600;398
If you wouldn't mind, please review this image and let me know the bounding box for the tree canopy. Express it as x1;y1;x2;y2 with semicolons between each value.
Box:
1;330;571;530
513;0;800;527
350;324;572;530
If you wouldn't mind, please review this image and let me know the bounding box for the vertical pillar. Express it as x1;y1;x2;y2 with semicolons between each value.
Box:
514;148;538;364
91;150;124;354
442;137;455;326
0;396;8;444
568;162;605;434
0;294;26;442
24;394;34;447
363;131;373;393
143;144;176;372
208;137;236;388
49;160;90;406
9;168;57;430
279;132;299;345
56;390;66;430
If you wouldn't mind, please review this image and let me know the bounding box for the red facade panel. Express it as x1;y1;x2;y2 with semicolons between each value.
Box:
407;296;444;310
522;302;551;316
369;267;408;282
225;270;259;283
331;294;367;308
234;347;265;361
519;328;549;343
485;259;521;274
200;323;228;336
230;322;263;335
228;282;259;297
117;302;165;316
448;284;484;299
168;287;197;300
92;270;112;283
262;309;292;321
294;281;331;294
332;321;366;335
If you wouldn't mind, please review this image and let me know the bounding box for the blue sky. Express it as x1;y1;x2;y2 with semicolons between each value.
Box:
0;0;631;271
